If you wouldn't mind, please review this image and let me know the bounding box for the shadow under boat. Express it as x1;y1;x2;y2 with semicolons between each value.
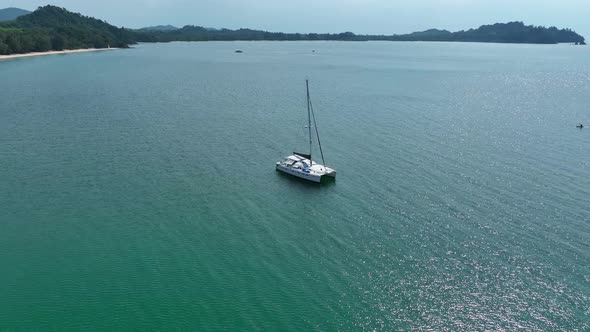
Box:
275;169;336;186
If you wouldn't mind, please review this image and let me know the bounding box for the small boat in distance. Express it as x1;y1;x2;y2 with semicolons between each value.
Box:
576;123;584;128
235;50;243;53
276;80;336;183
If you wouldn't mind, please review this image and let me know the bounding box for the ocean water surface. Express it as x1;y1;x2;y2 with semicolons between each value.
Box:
1;41;589;330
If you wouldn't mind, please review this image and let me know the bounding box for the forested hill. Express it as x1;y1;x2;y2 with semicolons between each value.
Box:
0;6;586;56
379;22;586;44
140;25;179;31
135;22;585;44
0;5;135;55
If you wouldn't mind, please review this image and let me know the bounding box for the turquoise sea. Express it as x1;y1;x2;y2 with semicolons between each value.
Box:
1;41;589;330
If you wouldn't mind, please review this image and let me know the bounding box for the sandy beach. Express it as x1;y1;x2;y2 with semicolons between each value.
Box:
0;48;119;61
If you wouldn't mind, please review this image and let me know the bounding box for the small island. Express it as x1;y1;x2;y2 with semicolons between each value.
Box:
383;23;587;44
0;5;586;57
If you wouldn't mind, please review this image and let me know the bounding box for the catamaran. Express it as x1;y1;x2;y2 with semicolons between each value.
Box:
276;80;336;183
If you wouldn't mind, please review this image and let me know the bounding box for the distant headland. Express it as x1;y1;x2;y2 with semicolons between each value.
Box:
0;7;30;21
0;6;586;57
136;22;586;45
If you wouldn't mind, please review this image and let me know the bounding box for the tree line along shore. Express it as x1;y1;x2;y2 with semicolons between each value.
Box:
0;5;586;56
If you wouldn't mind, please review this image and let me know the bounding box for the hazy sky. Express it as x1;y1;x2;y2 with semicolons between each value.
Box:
4;0;590;37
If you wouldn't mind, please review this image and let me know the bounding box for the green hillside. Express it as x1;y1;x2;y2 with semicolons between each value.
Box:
0;5;586;56
381;22;586;44
0;5;134;55
136;22;585;44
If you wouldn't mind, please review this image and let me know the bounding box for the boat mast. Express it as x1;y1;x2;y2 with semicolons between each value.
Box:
310;97;326;169
306;79;312;164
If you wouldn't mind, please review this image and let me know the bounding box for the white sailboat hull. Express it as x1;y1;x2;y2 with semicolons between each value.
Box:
275;155;336;183
276;163;323;182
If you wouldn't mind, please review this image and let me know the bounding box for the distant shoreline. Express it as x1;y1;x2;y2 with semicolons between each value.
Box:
0;48;119;61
